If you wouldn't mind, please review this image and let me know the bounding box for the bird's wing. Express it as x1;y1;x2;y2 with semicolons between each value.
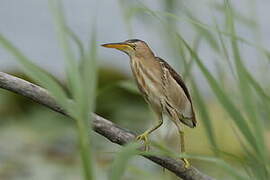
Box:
156;57;197;127
156;57;192;102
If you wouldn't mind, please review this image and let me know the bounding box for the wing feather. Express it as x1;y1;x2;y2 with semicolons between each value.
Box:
156;57;197;127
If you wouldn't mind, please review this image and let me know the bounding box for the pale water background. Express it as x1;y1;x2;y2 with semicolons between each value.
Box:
1;0;270;80
0;1;270;179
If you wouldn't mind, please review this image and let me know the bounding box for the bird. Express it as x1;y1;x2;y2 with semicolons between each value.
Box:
101;39;196;168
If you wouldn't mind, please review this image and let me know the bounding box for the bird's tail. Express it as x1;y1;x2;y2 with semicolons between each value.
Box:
179;114;196;128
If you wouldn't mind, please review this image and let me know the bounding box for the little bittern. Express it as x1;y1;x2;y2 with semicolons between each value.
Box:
102;39;196;168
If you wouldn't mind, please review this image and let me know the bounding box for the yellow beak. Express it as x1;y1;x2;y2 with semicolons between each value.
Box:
101;42;132;51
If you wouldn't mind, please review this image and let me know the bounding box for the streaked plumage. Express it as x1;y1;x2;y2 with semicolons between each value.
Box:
102;39;197;168
127;40;196;128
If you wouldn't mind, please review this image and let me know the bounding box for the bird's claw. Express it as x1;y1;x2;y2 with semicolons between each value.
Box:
182;158;190;168
136;133;150;151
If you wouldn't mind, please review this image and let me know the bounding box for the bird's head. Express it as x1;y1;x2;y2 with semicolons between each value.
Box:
101;39;154;58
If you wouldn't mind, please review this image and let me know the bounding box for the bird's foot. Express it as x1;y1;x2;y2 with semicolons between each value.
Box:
136;132;150;151
182;158;190;168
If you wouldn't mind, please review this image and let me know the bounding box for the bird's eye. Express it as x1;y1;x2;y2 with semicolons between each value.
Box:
130;44;136;50
127;43;136;50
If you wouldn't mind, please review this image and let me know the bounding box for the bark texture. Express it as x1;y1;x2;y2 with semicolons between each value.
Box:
0;72;215;180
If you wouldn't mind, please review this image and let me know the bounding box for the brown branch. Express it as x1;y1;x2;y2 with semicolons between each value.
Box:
0;71;215;180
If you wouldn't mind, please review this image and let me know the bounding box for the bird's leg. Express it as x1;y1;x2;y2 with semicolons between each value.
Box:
136;113;163;151
136;131;150;151
171;113;190;168
178;129;190;168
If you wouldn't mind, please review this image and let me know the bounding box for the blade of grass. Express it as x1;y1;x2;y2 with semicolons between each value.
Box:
175;34;219;152
49;0;83;119
0;34;69;110
110;143;141;180
66;26;85;60
211;2;257;28
176;33;258;155
191;80;219;153
131;4;270;60
185;9;220;53
224;0;267;164
82;27;97;119
147;142;247;180
175;33;198;80
213;17;236;79
49;1;96;179
77;24;98;180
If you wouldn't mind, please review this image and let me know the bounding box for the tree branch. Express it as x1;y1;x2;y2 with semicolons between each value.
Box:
0;72;214;180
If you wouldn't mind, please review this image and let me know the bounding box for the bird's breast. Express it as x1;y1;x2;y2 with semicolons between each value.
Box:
130;58;163;105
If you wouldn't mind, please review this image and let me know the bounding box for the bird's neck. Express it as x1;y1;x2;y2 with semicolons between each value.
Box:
129;51;155;62
129;55;156;67
129;53;160;77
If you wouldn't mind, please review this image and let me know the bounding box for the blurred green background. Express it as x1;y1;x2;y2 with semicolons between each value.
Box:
0;0;270;180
